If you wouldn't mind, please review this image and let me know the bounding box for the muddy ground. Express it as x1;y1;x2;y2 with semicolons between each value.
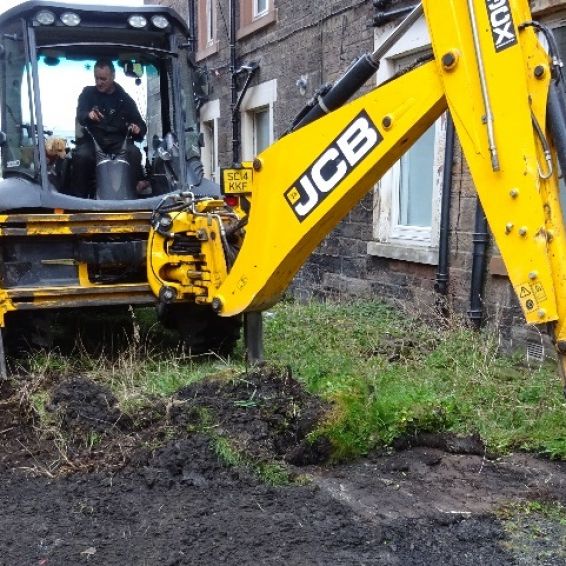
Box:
0;367;564;565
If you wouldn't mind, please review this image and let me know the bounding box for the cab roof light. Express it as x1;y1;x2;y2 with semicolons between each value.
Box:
151;15;169;29
35;10;56;25
60;12;81;27
128;15;148;29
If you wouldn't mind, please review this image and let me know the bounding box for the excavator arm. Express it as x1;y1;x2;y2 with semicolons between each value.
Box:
148;0;566;373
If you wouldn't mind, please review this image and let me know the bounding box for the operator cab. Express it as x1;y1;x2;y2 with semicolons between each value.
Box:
0;1;217;212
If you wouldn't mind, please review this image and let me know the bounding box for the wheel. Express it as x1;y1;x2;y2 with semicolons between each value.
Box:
158;303;242;356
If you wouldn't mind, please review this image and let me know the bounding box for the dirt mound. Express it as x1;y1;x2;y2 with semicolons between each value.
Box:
49;377;131;434
173;365;332;465
0;366;332;476
129;434;256;490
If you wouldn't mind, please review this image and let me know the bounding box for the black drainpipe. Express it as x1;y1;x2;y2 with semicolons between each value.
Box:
373;1;419;27
434;114;455;310
468;199;490;330
227;0;263;363
188;0;196;51
230;0;240;165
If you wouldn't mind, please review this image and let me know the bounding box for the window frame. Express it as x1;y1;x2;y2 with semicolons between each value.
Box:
251;106;270;155
368;15;445;265
238;0;277;40
240;79;277;161
196;0;218;61
253;0;269;19
200;99;220;183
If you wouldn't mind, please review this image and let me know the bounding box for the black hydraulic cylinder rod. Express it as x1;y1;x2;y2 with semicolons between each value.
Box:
291;54;379;131
468;199;489;330
373;7;417;27
290;3;423;133
435;114;455;299
547;81;566;180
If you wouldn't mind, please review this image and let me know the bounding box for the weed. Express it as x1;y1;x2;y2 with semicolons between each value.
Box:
85;431;102;449
212;434;291;485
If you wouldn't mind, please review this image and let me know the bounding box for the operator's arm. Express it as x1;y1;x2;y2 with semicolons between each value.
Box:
76;87;96;126
123;93;147;142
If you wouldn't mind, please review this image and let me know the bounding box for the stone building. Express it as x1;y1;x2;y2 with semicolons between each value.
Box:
149;0;566;354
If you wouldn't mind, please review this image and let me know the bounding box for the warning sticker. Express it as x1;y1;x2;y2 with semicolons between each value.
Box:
531;282;547;303
515;283;538;313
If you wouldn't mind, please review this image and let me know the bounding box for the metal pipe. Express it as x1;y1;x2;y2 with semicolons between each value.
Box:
0;329;7;379
227;1;263;362
547;81;566;180
26;28;50;191
435;114;455;302
230;0;240;165
369;3;423;66
188;0;196;50
245;311;264;365
468;199;490;330
233;63;259;115
465;0;500;171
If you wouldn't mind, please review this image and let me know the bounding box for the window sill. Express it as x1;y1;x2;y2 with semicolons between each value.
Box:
237;9;277;40
196;40;219;62
489;255;508;277
367;241;438;265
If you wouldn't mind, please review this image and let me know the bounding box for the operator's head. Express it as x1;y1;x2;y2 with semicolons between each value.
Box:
94;59;116;94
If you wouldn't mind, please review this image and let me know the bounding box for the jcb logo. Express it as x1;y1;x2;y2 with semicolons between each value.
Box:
285;111;381;221
486;0;517;52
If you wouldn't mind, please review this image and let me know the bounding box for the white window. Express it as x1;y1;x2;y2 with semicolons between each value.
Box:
368;16;445;265
200;99;220;182
240;79;277;161
254;0;269;18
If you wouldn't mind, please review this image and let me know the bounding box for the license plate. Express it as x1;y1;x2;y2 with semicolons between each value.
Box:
222;167;253;194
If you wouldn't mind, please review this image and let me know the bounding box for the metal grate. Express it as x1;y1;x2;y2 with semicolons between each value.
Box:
526;339;545;366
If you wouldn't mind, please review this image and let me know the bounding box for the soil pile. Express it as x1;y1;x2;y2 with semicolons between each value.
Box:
49;377;131;434
172;365;332;465
0;367;564;564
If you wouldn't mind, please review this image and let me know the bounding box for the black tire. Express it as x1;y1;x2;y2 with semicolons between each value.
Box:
158;303;242;356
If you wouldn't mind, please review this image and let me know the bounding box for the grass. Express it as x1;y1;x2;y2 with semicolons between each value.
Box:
263;299;566;460
15;298;566;462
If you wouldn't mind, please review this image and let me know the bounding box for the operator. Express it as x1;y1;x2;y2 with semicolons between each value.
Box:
71;59;148;198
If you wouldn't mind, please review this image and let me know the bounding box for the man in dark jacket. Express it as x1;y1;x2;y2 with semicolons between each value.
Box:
71;59;147;198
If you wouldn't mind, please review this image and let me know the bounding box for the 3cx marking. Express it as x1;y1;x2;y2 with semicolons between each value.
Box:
486;0;517;52
285;110;382;222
